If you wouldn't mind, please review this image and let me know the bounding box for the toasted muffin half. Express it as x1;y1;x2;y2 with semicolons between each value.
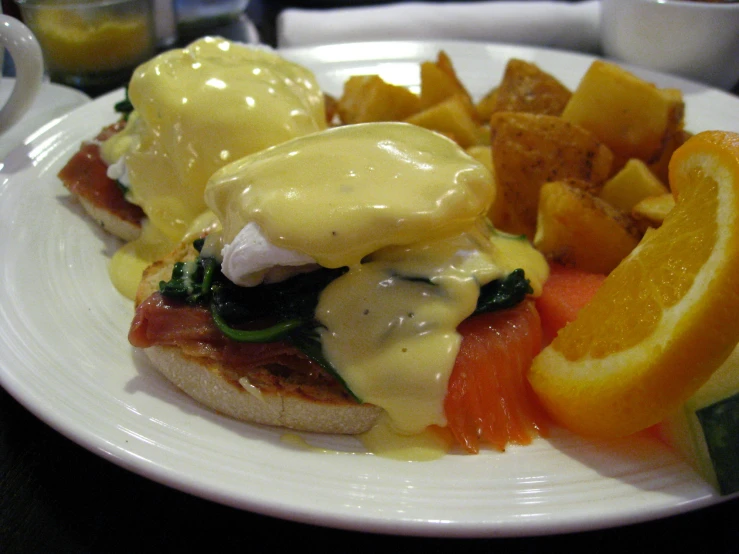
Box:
129;240;382;435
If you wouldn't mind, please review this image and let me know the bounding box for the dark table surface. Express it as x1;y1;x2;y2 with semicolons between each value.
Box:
3;2;739;552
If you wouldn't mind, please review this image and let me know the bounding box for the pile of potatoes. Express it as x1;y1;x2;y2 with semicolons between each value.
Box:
332;53;687;275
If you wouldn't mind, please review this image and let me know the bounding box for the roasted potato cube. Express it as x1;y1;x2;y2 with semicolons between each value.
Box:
534;180;641;274
419;51;478;120
644;88;687;184
420;51;469;101
631;193;676;231
476;87;499;122
490;58;572;117
337;75;421;124
465;145;494;173
561;61;685;167
599;158;669;213
406;94;483;148
488;112;614;238
649;126;691;186
324;93;339;125
475;124;491;146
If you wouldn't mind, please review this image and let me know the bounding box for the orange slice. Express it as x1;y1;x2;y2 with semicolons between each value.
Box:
527;130;739;438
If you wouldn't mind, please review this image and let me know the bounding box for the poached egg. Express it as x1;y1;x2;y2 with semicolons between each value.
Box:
203;122;549;436
101;37;328;299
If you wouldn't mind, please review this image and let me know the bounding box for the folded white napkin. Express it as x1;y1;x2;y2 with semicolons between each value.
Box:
277;1;601;53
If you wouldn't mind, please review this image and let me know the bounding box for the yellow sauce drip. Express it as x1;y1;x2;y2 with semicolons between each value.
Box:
280;434;337;454
359;413;453;461
108;211;222;301
319;224;547;435
281;419;453;462
108;221;173;301
318;228;501;434
100;112;142;165
491;229;550;296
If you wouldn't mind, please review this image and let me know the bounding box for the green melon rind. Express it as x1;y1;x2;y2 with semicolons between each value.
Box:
657;346;739;494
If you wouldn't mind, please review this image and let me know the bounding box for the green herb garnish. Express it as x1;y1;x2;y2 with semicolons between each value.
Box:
114;87;134;120
474;268;533;315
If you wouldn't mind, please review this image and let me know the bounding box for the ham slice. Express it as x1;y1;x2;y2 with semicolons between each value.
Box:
129;293;223;348
58;122;145;226
129;293;352;401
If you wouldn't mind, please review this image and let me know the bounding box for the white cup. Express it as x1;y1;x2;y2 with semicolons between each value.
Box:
0;12;43;134
600;0;739;91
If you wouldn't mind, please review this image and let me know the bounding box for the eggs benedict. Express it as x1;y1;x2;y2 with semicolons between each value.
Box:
59;36;328;299
129;122;550;448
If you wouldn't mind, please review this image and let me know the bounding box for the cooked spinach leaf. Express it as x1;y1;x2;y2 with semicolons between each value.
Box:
474;268;532;315
158;240;533;400
289;326;360;402
158;250;351;395
114;87;134;120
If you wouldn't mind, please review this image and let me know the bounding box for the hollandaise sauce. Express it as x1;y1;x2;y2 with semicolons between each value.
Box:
206;122;494;268
108;222;173;301
283;415;454;461
205;122;549;443
360;414;455;461
101;37;328;299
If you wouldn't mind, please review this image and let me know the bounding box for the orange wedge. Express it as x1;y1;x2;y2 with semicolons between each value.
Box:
527;130;739;438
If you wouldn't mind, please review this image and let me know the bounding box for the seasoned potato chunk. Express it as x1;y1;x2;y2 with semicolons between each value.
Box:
490;58;572;117
561;61;685;169
648;126;691;186
337;75;421;124
631;193;676;231
534;180;641;274
419;51;477;119
599;158;669;213
324;93;338;124
406;95;483;148
465;145;494;173
476;87;499;122
488;112;614;238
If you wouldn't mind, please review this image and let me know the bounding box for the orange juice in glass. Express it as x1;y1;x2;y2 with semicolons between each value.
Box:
18;0;156;91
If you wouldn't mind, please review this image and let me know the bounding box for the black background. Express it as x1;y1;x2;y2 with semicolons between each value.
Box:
2;1;739;552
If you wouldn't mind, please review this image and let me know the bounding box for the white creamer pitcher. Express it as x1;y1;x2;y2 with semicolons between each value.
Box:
0;10;43;134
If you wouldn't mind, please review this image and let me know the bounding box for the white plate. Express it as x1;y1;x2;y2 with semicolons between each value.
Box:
0;41;737;538
0;79;90;162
